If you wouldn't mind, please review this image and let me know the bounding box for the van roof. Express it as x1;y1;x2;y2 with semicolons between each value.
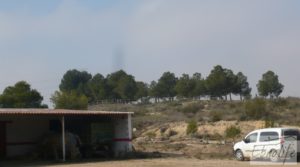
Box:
260;127;299;130
252;128;299;133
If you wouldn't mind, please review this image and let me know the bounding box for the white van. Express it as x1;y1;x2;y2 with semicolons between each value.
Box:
233;128;300;162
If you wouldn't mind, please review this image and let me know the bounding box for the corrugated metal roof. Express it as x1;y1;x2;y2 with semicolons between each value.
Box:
0;109;133;116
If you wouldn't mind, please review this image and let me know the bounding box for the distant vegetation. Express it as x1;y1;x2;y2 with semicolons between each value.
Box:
51;65;283;109
0;81;47;108
0;65;285;109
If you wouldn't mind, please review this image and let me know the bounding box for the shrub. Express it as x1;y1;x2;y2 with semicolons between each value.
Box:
146;131;156;138
239;113;247;121
51;90;88;110
181;103;204;114
210;111;222;122
160;127;168;134
264;119;275;128
271;97;288;107
167;130;178;137
186;120;198;135
167;101;182;107
229;103;236;109
244;98;267;119
225;126;241;141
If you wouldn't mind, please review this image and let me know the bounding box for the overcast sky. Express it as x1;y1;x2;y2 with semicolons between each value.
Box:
0;0;300;106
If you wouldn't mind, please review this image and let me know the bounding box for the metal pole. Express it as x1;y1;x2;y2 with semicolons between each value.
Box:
127;114;132;152
62;116;66;162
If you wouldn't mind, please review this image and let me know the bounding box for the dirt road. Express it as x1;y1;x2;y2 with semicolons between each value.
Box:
3;158;300;167
47;158;300;167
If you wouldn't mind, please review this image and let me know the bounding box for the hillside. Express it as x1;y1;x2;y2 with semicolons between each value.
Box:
89;97;300;159
89;97;300;129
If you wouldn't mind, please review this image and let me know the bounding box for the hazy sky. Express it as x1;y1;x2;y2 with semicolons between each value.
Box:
0;0;300;106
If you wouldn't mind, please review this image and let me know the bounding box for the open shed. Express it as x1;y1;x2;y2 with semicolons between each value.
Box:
0;109;133;161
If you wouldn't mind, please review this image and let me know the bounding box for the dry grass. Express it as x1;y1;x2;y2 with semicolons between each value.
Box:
139;120;265;140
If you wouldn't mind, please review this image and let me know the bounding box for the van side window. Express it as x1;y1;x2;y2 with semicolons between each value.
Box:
259;132;279;142
283;130;300;141
246;133;257;143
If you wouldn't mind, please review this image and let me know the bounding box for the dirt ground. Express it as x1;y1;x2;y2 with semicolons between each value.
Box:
46;158;300;167
2;158;300;167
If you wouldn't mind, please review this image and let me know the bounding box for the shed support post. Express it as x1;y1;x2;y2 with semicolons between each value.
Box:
61;116;66;162
128;114;132;151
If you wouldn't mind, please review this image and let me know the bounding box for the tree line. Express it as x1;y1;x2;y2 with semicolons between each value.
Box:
0;65;284;109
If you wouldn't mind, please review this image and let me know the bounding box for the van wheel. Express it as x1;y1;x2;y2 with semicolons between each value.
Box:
235;150;244;161
269;150;279;162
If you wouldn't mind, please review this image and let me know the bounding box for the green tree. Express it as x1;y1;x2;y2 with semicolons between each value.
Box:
206;65;227;99
0;81;47;108
257;71;284;98
135;82;149;100
115;75;137;100
106;70;137;100
154;72;177;100
87;73;108;102
233;72;252;100
191;73;206;99
51;91;88;110
175;74;195;98
149;81;159;103
59;69;92;96
224;69;238;100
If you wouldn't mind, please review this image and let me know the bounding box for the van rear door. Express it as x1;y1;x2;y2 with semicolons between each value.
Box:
282;129;300;154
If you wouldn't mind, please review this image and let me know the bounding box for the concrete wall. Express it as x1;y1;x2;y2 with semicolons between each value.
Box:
5;119;50;157
113;114;133;157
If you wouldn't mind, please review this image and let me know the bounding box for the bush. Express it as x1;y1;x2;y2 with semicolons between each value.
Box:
51;91;88;110
225;126;241;140
167;130;178;137
167;101;182;107
264;119;275;128
210;111;222;122
239;113;247;121
160;127;168;134
229;103;236;109
244;98;267;119
181;103;204;114
271;97;288;107
186;120;198;135
145;131;156;138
